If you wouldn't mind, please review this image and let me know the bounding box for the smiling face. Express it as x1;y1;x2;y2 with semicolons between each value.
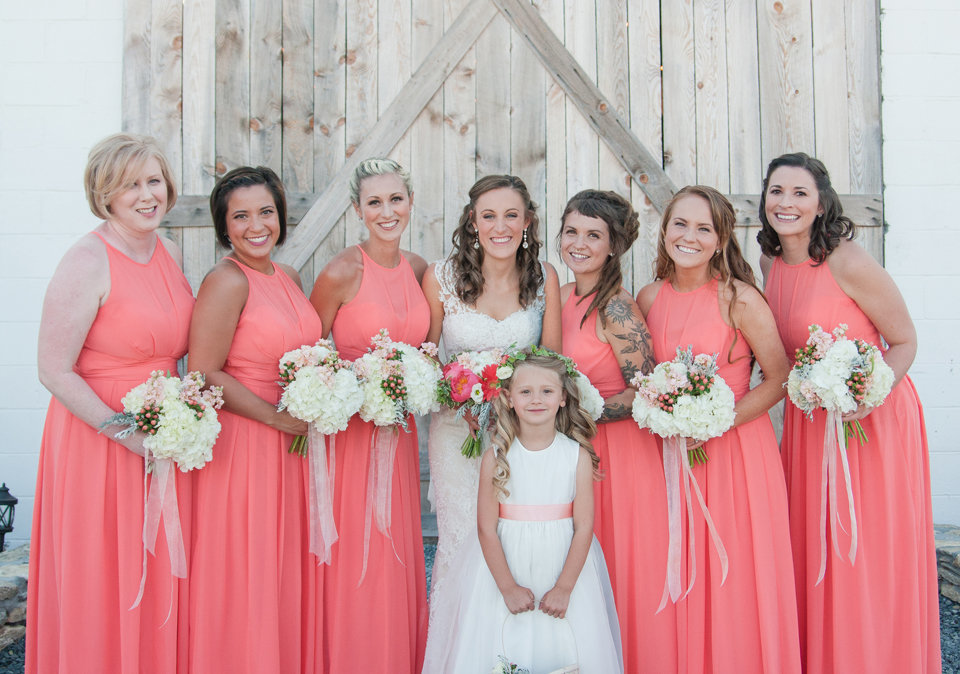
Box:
763;165;824;242
663;194;719;274
560;211;611;285
505;363;565;432
106;156;168;234
225;184;281;271
473;187;530;261
353;172;412;244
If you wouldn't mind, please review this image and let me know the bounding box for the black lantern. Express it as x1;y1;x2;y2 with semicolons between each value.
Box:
0;484;17;551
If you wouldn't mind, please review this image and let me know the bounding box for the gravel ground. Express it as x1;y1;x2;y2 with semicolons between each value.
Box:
1;551;954;674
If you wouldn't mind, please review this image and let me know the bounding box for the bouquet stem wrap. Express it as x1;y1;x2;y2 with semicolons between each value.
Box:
308;425;338;564
658;436;728;612
359;425;403;585
817;410;858;584
132;451;186;622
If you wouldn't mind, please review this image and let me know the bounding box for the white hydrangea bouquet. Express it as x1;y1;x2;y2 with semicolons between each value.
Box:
277;339;364;451
351;329;442;428
277;339;363;564
630;346;736;463
786;323;895;583
630;346;735;610
103;369;224;608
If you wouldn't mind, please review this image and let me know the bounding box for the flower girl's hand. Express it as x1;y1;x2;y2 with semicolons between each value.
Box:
539;585;571;619
502;584;535;614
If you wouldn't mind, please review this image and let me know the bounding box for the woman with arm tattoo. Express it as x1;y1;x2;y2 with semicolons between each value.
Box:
557;190;677;672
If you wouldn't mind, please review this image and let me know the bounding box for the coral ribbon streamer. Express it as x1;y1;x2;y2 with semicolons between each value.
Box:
131;452;186;624
816;410;858;584
308;425;338;564
359;425;403;585
658;436;729;612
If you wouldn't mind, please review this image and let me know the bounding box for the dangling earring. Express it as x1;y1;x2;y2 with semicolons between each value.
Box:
473;236;480;250
522;229;529;249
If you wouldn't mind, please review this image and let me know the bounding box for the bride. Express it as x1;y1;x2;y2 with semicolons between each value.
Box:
421;174;561;616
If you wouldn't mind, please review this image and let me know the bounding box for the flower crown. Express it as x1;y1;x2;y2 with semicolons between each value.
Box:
499;345;581;382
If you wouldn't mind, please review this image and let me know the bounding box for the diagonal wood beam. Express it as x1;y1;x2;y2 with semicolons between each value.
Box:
491;0;677;211
276;0;499;268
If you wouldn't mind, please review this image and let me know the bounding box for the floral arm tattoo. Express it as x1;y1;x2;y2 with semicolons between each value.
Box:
597;297;657;421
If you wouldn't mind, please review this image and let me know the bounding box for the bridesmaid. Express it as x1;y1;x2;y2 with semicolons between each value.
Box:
28;133;193;673
557;189;677;671
309;158;428;673
188;167;318;674
636;185;801;673
759;153;940;673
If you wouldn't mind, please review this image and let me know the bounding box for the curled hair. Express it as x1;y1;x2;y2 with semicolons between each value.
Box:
210;166;288;249
557;190;639;328
84;133;177;221
449;175;544;308
490;350;599;501
655;186;764;363
349;157;413;206
757;152;856;264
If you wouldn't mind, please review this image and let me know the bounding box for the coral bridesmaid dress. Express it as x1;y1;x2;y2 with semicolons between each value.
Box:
766;257;940;673
561;291;677;672
645;279;801;673
189;259;321;674
319;246;428;673
27;234;195;673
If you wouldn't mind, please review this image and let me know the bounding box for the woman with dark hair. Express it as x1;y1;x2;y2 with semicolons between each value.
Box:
421;174;561;624
28;133;193;673
760;153;940;673
187;166;320;673
637;185;801;672
557;189;674;671
309;158;428;673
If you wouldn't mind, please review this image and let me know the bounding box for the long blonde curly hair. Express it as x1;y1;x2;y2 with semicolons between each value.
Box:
490;351;600;501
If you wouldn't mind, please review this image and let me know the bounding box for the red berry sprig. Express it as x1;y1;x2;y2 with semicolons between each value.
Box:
381;373;407;402
135;404;161;435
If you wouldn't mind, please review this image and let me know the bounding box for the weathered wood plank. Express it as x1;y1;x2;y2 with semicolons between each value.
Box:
307;0;347;285
149;0;183;187
757;0;816;163
724;0;762;193
596;0;633;288
442;0;477;251
812;0;851;192
379;0;414;249
564;0;598;199
476;12;511;176
845;0;881;194
539;0;568;282
215;0;251;173
122;0;153;135
410;0;446;262
627;0;664;287
345;0;379;249
282;0;314;193
250;0;283;173
275;0;499;268
661;0;696;187
693;0;728;190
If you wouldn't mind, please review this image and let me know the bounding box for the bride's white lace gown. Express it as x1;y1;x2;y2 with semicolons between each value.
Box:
427;257;545;610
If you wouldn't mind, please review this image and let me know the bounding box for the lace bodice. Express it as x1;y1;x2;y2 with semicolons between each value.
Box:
434;257;545;356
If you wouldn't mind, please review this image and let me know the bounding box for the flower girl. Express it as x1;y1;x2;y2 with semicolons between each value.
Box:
423;348;622;674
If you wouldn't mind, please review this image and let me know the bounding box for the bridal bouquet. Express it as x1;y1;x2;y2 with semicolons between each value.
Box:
630;346;736;610
786;323;894;442
277;339;364;454
437;347;511;458
103;370;224;609
107;370;224;471
352;329;442;428
630;346;736;463
786;323;895;583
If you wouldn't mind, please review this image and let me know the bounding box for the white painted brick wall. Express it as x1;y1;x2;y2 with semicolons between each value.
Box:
0;0;956;554
0;0;122;546
881;2;960;524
